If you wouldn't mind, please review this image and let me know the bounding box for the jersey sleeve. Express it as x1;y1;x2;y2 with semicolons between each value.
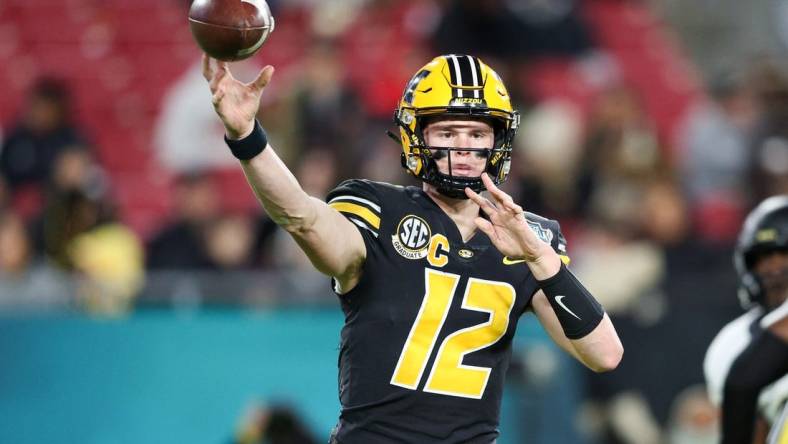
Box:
326;179;382;242
703;310;763;407
721;330;788;443
524;212;570;266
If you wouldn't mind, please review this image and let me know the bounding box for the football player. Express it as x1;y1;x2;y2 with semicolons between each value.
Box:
704;196;788;444
202;53;623;443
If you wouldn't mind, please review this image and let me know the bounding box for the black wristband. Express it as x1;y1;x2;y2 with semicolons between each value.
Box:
537;263;604;339
224;119;268;160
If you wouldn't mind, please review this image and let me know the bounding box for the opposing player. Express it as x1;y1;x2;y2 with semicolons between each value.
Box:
202;53;623;443
704;196;788;444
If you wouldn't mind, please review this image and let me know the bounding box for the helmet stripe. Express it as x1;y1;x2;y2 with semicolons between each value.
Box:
446;55;484;99
456;55;473;89
449;55;464;97
446;56;458;89
471;56;484;99
466;55;479;98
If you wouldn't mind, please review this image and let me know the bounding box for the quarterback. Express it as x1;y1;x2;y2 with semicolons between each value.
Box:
202;53;623;443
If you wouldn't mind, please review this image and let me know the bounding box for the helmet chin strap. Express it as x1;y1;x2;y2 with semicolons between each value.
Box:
424;145;492;199
436;183;472;199
432;171;484;199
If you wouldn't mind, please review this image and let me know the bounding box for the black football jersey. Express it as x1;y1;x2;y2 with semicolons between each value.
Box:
704;303;788;441
325;179;569;444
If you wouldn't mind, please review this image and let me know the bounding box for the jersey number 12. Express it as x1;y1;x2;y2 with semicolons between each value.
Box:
390;268;516;399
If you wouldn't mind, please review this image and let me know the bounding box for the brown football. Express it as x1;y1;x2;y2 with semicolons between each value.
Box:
188;0;275;61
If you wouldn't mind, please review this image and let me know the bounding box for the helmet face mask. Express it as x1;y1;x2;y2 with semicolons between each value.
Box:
394;55;519;199
734;195;788;309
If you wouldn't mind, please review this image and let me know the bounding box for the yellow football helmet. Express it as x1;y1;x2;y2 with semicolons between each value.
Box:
393;54;520;198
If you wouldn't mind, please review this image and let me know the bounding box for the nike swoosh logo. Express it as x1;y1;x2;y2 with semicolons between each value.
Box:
555;296;581;320
502;257;526;265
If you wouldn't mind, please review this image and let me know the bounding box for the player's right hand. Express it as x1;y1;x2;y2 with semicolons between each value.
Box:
202;54;274;140
465;173;561;280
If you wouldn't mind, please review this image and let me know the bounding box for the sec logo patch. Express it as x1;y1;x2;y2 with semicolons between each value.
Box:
392;215;432;259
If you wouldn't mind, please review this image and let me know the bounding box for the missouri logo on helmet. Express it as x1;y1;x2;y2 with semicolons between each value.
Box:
390;54;520;199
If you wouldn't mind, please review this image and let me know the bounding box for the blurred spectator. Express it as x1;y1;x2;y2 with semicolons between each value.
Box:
0;211;30;277
665;385;719;444
431;0;593;61
203;213;257;270
432;0;519;60
294;149;339;198
570;178;682;325
288;39;364;179
340;0;434;119
0;175;9;213
153;59;265;173
69;217;145;316
679;69;758;243
359;128;411;184
571;221;664;319
147;171;220;270
585;391;662;444
143;172;280;305
749;61;788;202
0;210;70;310
229;402;317;444
25;145;143;314
0;77;91;213
573;175;689;318
639;178;691;247
515;99;585;219
308;0;369;38
31;148;109;269
578;85;667;219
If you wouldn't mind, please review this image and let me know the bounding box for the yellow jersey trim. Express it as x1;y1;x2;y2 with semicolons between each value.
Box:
329;202;381;229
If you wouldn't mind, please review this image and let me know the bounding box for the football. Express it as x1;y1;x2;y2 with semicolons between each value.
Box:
188;0;275;61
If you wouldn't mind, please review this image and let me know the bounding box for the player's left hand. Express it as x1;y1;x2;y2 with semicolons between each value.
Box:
465;173;561;278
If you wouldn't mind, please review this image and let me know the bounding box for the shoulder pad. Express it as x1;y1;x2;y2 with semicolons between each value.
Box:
327;179;383;238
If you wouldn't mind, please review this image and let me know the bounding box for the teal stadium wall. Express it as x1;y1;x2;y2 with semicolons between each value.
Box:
0;309;582;444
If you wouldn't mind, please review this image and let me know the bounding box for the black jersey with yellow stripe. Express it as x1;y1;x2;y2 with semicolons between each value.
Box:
325;179;568;444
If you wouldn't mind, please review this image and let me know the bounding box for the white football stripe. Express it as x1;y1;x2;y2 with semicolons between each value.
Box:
350;218;379;237
467;55;479;98
450;55;463;98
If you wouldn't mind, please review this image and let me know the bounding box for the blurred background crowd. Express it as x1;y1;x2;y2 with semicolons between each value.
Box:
1;0;787;443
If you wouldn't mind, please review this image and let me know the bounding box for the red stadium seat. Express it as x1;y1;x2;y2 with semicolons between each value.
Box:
581;0;700;150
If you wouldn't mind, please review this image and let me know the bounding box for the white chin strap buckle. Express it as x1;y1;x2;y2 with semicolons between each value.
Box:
407;155;419;171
